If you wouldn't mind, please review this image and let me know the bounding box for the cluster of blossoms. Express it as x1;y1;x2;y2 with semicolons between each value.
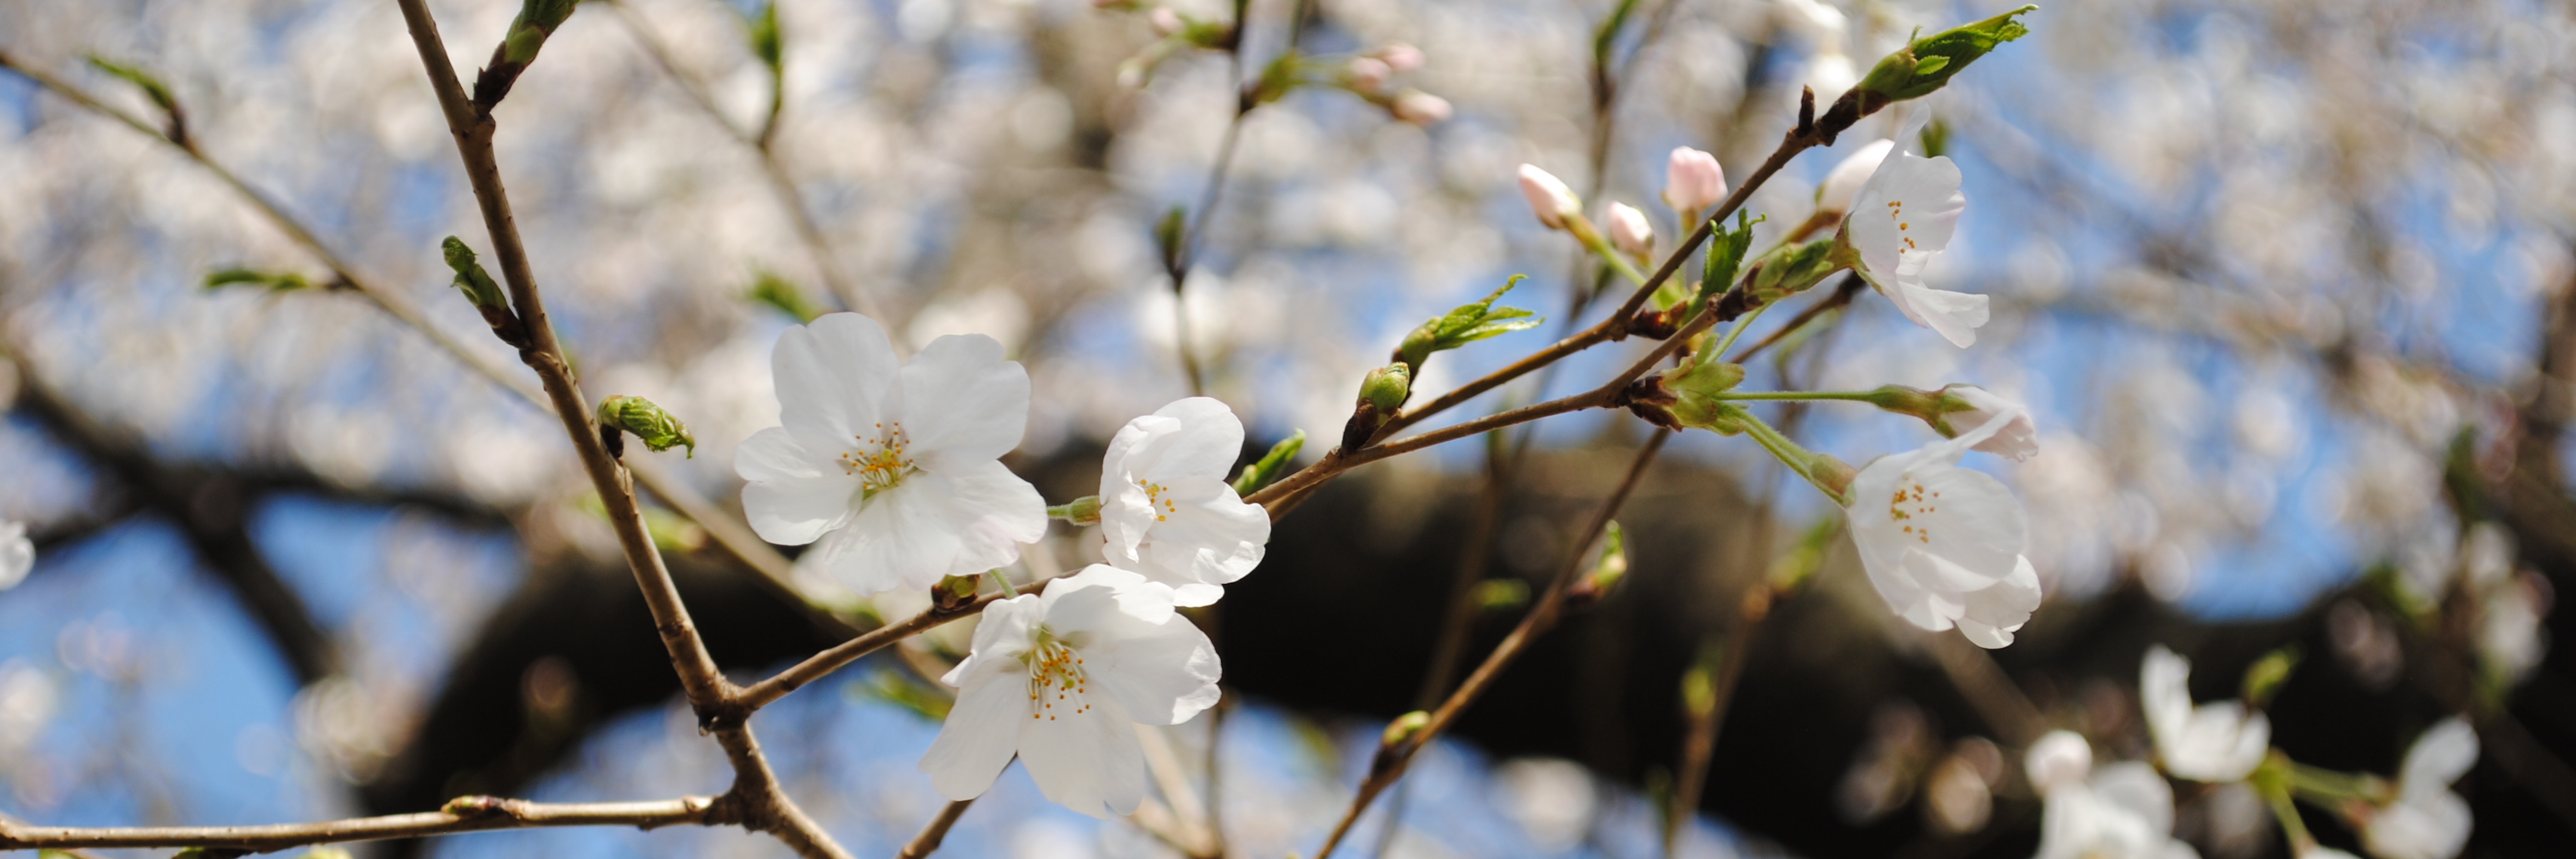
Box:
2023;646;2481;859
735;313;1265;817
1518;99;2038;648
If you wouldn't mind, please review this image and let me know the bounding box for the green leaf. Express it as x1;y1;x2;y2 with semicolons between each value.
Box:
1696;211;1764;306
2241;646;2301;709
203;267;312;292
1154;205;1187;272
1394;275;1544;372
85;54;177;115
1472;578;1529;612
1231;430;1305;496
745;270;823;322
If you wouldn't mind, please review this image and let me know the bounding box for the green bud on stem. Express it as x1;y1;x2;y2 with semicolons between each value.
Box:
2241;646;2301;709
1232;430;1306;496
597;395;697;459
1816;5;2035;139
1395;276;1542;373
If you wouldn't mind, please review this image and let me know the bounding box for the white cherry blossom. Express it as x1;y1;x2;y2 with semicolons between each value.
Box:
2362;718;2477;859
1844;409;2042;648
737;313;1047;595
0;520;30;591
1939;385;2040;462
918;565;1221;818
1839;120;1990;347
2141;644;2272;783
2025;730;2096;796
2034;758;2201;859
1098;397;1271;607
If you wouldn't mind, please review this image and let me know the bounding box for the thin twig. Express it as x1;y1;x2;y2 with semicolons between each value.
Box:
0;47;806;605
0;796;718;852
894;799;977;859
733;595;1002;713
388;5;852;858
1311;430;1672;859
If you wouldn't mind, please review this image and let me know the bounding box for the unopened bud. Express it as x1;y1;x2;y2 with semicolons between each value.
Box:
1851;6;2035;107
442;237;509;309
1663;147;1727;215
934;574;982;611
1361;363;1412;414
2240;646;2301;709
1373;42;1425;72
597;395;697;458
1048;495;1104;526
1814;139;1894;217
1745;239;1843;304
1380;710;1431;749
1148;6;1185;35
1569;521;1629;604
1606;202;1654;258
1345;57;1392;92
1389;89;1452;126
1517;164;1581;230
2023;730;2092;798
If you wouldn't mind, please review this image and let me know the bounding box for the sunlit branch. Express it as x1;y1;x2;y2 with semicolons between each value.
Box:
0;796;719;853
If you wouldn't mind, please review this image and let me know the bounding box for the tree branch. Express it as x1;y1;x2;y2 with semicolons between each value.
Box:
0;795;719;853
893;799;976;859
1311;429;1672;859
731;595;1001;713
0;45;800;602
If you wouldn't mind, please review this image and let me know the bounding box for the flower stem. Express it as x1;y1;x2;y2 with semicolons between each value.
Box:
1734;413;1847;506
988;569;1020;598
1716;390;1888;403
1567;215;1648;287
1707;301;1772;359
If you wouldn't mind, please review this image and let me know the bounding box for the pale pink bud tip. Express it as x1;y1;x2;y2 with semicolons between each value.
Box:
1607;202;1654;256
1149;7;1185;36
1375;42;1425;72
1391;91;1451;126
1663;147;1727;214
1517;165;1580;230
1346;57;1392;92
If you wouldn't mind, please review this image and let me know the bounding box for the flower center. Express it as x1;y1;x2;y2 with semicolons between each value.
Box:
1022;628;1092;721
1136;478;1179;523
838;423;916;499
1885;199;1918;252
1886;478;1942;545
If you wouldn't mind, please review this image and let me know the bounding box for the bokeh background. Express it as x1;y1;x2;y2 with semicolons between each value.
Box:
2;0;2572;856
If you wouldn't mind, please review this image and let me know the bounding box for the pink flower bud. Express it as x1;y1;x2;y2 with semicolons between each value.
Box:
1662;147;1726;214
1606;202;1654;256
1391;90;1451;126
1375;42;1425;72
1517;165;1580;230
1149;6;1185;36
1814;138;1894;217
1345;57;1392;93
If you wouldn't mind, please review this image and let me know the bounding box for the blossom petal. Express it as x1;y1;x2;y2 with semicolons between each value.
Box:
1953;556;2042;648
773;313;899;456
742;473;861;546
735;426;825;483
899;333;1030;471
919;668;1030;801
919;460;1049;574
812;483;966;594
2399;718;2480;797
1888;280;1990;348
1017;696;1146;818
